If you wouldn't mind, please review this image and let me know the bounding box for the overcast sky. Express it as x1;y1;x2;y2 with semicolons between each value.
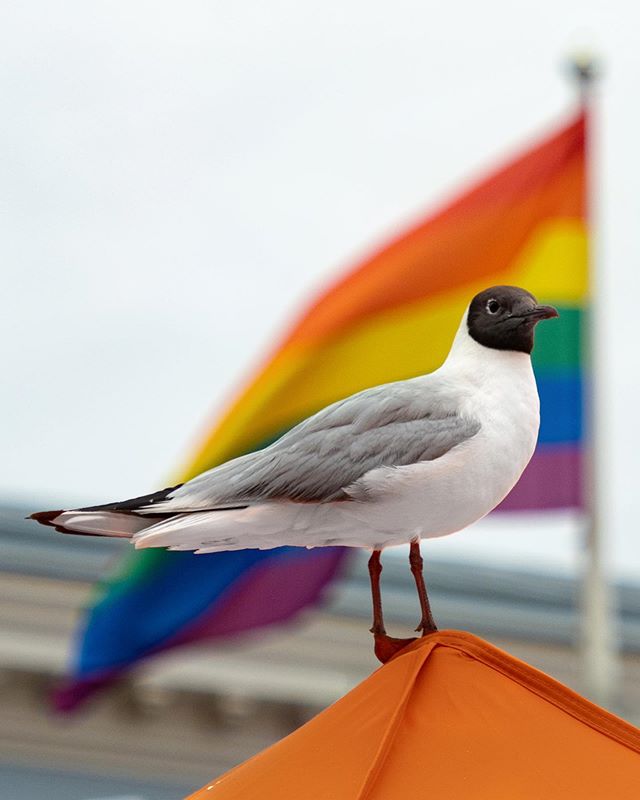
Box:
2;1;639;577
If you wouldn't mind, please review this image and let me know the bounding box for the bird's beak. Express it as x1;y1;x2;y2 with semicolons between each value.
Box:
530;304;559;320
517;304;559;321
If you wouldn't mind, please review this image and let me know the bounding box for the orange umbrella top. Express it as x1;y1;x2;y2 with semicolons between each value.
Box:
188;631;640;799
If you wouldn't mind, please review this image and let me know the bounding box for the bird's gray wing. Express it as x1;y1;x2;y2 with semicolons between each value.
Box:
158;379;481;511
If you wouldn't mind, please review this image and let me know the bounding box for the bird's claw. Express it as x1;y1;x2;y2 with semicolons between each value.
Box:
414;619;438;635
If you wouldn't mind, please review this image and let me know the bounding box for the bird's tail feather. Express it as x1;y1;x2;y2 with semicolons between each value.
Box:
29;509;153;538
30;483;184;538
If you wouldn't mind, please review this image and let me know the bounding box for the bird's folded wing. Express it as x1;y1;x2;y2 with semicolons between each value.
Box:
151;380;481;511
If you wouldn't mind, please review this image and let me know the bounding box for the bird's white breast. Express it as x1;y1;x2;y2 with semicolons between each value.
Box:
340;335;541;547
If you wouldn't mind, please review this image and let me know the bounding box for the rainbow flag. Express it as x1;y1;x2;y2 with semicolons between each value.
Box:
55;110;586;710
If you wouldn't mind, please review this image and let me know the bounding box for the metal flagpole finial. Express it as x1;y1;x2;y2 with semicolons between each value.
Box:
567;52;600;103
569;52;598;84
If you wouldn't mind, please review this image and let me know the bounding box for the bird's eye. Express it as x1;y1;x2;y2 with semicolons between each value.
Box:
486;299;501;315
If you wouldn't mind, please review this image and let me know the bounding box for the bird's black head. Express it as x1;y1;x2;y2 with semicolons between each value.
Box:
467;286;558;354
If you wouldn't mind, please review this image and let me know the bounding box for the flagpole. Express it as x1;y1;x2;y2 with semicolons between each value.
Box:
570;54;617;707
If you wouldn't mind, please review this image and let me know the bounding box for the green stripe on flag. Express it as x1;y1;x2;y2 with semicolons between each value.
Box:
532;306;582;370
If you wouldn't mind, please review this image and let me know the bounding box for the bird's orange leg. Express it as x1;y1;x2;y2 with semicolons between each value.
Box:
368;549;417;663
368;549;386;636
410;540;438;635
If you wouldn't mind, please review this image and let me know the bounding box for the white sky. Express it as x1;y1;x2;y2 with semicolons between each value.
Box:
1;2;639;578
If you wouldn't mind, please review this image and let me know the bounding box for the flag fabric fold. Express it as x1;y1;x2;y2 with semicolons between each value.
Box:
56;110;587;710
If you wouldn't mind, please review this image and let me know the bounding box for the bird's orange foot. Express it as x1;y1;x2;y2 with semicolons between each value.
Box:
373;632;417;663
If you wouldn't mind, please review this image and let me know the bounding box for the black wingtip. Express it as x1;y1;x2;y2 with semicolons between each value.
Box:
29;510;65;527
78;483;184;513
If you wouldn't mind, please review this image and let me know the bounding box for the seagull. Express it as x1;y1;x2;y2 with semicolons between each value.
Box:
32;285;557;659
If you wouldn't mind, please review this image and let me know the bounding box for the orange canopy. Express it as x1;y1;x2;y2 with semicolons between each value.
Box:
188;631;640;799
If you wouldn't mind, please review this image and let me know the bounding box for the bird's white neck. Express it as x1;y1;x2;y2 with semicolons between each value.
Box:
442;309;533;382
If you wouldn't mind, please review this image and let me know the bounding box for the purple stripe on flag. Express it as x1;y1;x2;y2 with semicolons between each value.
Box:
498;445;582;511
170;548;346;645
